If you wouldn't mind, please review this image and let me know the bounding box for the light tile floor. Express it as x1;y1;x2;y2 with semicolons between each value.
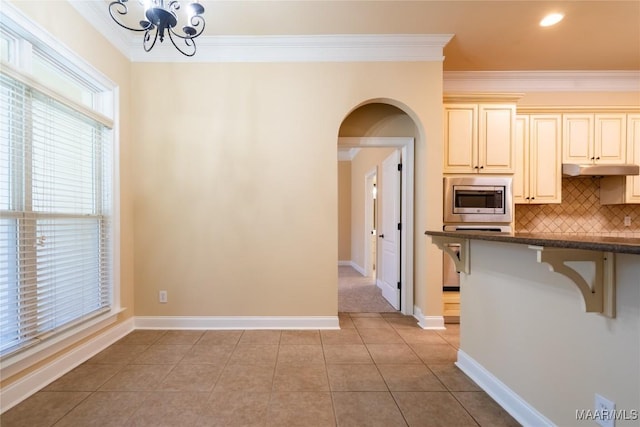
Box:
1;313;520;426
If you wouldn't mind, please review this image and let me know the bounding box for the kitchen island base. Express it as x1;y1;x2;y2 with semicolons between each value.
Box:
429;237;639;427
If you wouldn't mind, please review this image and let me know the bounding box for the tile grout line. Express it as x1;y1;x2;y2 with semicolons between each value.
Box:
4;315;518;426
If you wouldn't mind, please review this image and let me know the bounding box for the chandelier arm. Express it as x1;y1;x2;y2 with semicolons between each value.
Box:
108;1;151;32
167;29;196;57
168;1;181;14
143;27;160;53
168;16;206;40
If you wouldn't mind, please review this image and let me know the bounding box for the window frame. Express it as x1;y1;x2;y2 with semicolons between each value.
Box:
0;2;121;376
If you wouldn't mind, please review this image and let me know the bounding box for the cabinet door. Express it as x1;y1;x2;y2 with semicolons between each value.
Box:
626;114;640;202
595;113;627;164
563;114;593;164
444;104;477;173
530;115;562;204
513;115;529;204
479;104;515;173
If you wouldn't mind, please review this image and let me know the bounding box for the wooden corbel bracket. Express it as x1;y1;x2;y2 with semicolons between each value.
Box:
430;236;470;274
529;246;616;318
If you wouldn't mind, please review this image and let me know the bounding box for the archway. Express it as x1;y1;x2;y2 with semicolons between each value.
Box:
337;101;422;316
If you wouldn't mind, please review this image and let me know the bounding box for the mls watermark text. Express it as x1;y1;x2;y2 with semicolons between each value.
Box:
576;409;639;422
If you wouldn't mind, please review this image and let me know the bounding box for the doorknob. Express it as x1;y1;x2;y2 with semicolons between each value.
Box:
378;234;384;238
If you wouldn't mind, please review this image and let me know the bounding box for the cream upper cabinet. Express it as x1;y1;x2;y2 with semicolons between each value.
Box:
627;114;640;201
444;103;515;174
444;104;477;173
513;116;528;203
562;114;592;163
601;114;640;204
563;113;627;164
514;114;562;204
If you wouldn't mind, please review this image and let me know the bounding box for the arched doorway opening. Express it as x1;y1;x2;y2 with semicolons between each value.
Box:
337;101;421;316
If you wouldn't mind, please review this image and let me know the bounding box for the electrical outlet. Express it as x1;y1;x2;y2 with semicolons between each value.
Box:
159;290;168;304
624;216;631;227
594;394;615;427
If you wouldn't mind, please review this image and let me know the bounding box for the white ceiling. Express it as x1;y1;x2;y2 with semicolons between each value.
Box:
74;0;640;72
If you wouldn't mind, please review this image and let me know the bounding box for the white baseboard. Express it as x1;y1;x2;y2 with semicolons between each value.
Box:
0;318;134;414
413;306;445;330
456;350;555;427
351;262;366;276
337;260;367;277
134;316;340;330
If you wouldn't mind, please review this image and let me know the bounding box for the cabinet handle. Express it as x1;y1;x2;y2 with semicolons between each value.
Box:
525;197;530;200
590;157;595;160
474;166;479;169
531;197;535;200
596;157;600;160
480;166;484;169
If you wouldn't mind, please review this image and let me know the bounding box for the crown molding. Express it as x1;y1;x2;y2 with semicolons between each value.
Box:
130;33;452;63
69;1;452;63
62;2;640;93
444;71;640;93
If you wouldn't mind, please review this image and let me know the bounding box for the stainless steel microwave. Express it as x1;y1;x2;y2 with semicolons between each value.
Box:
443;176;513;223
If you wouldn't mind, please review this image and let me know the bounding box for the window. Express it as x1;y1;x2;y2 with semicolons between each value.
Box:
0;6;116;360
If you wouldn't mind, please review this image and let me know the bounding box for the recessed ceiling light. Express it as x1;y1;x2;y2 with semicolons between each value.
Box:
540;13;564;27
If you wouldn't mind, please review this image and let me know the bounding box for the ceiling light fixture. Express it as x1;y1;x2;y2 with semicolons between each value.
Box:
109;0;205;56
540;13;564;27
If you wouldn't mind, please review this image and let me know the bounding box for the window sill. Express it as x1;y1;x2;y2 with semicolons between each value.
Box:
0;307;126;380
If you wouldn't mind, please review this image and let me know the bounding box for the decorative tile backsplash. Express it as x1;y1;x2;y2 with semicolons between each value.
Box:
515;178;640;237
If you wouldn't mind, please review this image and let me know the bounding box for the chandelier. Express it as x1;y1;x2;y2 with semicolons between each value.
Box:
108;0;206;57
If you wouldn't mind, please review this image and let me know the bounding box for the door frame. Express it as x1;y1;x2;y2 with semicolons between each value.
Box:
364;167;377;278
338;136;414;316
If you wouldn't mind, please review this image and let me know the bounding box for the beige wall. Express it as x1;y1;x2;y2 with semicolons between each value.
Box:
337;161;351;261
131;61;445;317
460;240;639;426
5;0;134;384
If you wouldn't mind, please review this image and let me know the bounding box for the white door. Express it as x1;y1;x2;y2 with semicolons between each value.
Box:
378;150;401;310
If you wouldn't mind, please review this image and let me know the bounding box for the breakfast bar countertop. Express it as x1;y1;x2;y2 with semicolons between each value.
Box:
424;230;640;255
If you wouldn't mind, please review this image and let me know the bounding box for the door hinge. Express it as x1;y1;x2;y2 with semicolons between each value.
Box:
397;163;403;171
397;223;402;231
397;281;401;289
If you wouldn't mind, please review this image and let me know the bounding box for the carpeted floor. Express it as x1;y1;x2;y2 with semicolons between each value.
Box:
338;265;398;313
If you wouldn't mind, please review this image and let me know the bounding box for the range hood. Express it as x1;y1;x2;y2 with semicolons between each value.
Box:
562;163;640;177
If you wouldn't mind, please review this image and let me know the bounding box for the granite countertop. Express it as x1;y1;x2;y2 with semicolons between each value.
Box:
425;230;640;255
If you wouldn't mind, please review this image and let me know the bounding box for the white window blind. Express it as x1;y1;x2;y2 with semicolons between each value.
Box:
0;68;113;356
